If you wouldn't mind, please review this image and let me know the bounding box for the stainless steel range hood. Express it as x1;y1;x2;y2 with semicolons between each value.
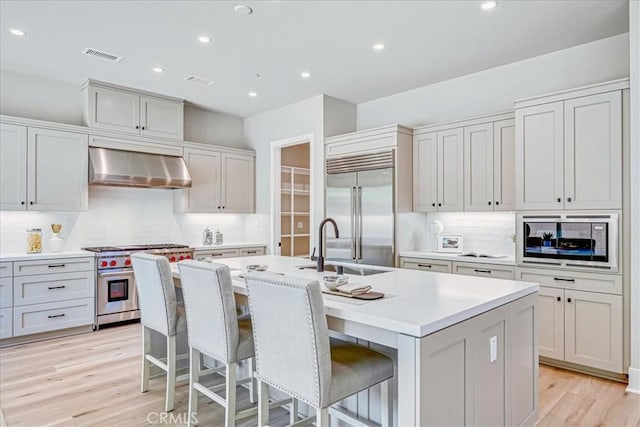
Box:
89;147;192;189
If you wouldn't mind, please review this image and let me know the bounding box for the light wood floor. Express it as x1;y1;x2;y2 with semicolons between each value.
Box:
1;323;638;426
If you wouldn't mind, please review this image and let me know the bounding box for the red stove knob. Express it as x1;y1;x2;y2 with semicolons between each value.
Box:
110;260;117;267
186;255;191;259
125;259;131;266
179;255;184;261
101;261;108;267
170;256;176;262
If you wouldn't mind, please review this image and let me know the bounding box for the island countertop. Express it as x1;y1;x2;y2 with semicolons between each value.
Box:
173;255;538;338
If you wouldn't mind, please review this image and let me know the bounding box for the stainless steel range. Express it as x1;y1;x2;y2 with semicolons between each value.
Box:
82;244;194;327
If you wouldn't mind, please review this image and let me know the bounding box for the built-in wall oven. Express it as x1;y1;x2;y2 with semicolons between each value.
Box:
83;244;194;327
516;213;619;272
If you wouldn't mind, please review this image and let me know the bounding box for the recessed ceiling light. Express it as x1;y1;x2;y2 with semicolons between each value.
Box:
9;28;26;37
481;1;498;10
234;5;253;15
152;67;164;73
300;71;312;79
248;91;257;97
198;35;211;43
372;43;385;51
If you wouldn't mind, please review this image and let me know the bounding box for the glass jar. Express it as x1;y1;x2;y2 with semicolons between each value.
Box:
26;228;43;253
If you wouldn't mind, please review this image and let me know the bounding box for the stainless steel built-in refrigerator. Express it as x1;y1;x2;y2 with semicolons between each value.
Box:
325;151;394;267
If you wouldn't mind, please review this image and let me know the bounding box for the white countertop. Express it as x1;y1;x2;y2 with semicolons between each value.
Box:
190;242;268;251
400;251;516;266
172;255;537;338
0;250;95;262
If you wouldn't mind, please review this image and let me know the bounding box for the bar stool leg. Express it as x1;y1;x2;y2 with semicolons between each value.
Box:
381;379;391;427
141;326;150;393
249;357;257;404
225;362;237;427
289;398;298;424
316;407;329;427
188;347;200;427
258;380;269;427
165;335;176;412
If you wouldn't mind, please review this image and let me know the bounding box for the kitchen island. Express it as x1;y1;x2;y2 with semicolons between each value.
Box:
171;255;539;427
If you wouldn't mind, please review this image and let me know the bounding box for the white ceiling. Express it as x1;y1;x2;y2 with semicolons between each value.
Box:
0;1;629;118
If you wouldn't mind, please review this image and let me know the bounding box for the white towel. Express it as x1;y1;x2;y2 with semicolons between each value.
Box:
336;283;372;295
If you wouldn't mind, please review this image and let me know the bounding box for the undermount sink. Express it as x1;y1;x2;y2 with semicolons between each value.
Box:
296;262;390;276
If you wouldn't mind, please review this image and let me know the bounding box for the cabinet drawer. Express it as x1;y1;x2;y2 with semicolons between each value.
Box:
453;262;515;280
516;267;622;295
13;257;94;276
0;277;12;308
400;257;452;273
194;249;240;261
13;272;94;307
0;262;12;278
13;298;95;336
0;307;12;339
240;247;265;257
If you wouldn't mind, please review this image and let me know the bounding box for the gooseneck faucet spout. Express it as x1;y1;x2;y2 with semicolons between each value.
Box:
318;218;339;272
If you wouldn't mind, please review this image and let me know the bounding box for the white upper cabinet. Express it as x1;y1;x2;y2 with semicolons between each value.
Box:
83;80;184;140
0;124;28;210
515;102;564;210
0;124;88;211
413;132;438;212
464;123;494;211
221;153;255;213
177;147;255;214
437;128;464;212
515;81;624;211
493;119;516;211
563;91;622;210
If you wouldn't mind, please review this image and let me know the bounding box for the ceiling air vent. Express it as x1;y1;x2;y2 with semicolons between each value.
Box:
184;75;216;86
82;47;124;63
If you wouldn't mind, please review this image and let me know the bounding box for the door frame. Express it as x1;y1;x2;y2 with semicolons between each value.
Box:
270;133;316;256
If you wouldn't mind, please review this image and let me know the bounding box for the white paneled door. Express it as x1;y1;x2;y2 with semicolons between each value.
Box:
464;123;494;211
437;128;464;212
0;123;27;211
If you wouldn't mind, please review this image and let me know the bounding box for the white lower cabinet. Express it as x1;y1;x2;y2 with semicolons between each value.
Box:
13;298;95;337
0;277;13;309
400;257;452;273
517;267;623;373
240;247;265;257
0;308;12;339
194;246;266;261
13;272;94;307
452;262;515;280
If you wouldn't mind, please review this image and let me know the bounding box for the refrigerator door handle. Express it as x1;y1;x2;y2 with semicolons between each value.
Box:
357;186;363;260
350;186;356;260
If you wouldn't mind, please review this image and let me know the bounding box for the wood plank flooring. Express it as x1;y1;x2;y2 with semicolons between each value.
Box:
1;323;638;426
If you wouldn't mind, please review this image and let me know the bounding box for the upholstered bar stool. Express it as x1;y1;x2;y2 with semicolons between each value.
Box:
245;273;394;427
178;261;292;427
131;252;188;412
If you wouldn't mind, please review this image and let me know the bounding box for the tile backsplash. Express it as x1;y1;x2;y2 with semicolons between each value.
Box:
422;212;516;256
0;186;267;253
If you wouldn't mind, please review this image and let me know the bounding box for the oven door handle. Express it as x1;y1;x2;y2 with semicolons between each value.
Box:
98;270;134;277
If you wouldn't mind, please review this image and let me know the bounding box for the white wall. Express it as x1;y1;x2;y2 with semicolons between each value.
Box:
0;187;253;253
323;95;357;138
627;0;640;395
0;68;245;146
357;33;630;129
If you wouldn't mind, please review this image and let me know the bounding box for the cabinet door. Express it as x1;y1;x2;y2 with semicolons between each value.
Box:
564;91;622;210
537;287;565;360
437;128;464;212
139;96;184;140
464;123;494;211
493;119;516;211
564;290;622;373
516;102;564;210
0;307;12;339
221;153;255;213
27;128;88;211
181;148;221;213
413;132;438;212
88;85;140;133
0;123;27;210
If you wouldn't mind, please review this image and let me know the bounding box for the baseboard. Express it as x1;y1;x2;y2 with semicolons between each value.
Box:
539;357;627;383
627;367;640;395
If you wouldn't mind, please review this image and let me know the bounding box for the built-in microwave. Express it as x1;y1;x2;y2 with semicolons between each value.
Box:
516;213;618;272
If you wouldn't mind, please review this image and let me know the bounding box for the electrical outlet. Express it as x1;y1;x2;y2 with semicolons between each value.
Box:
489;336;498;363
297;221;303;229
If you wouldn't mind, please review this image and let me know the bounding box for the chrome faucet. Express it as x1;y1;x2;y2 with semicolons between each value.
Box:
317;218;339;272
